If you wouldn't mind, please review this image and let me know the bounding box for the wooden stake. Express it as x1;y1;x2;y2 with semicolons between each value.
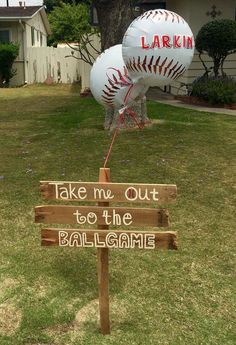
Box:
97;168;110;335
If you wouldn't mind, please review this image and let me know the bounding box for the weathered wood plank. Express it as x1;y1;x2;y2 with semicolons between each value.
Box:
40;181;177;204
41;228;178;250
35;205;170;227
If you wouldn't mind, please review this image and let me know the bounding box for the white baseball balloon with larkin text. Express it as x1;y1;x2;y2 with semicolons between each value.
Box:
122;9;194;86
90;44;148;110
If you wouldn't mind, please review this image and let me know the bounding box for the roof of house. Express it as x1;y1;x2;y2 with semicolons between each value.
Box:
0;6;51;34
0;6;42;18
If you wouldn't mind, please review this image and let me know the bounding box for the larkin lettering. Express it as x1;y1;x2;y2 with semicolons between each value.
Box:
141;34;193;49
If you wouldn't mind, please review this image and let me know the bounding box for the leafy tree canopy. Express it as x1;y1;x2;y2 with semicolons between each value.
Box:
48;2;99;64
196;19;236;56
196;19;236;76
44;0;91;13
49;2;93;43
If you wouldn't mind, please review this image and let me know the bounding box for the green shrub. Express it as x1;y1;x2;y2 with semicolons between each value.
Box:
191;77;236;105
196;19;236;77
0;43;19;87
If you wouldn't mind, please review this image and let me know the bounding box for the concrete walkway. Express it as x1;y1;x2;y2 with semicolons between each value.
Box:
146;88;236;116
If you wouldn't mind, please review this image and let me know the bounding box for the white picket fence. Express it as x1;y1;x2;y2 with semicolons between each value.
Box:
27;47;80;84
26;42;99;91
27;47;84;86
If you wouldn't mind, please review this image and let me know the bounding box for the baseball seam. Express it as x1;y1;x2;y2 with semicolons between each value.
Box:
139;10;185;24
101;67;132;107
126;55;186;81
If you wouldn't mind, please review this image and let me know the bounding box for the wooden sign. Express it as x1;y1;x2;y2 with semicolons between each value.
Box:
42;228;177;250
35;205;170;227
40;181;177;204
35;168;178;335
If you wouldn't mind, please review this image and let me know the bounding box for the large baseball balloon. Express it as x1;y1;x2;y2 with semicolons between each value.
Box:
90;44;148;109
122;9;194;87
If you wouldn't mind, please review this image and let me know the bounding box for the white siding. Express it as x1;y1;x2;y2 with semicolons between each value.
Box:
25;11;47;47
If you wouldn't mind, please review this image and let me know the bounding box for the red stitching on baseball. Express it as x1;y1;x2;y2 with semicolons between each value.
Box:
164;11;169;21
174;67;186;80
171;63;183;79
153;10;159;19
108;79;119;90
137;56;143;72
102;95;114;104
153;56;161;74
103;89;114;97
167;61;179;77
101;67;133;107
104;85;116;94
142;56;147;72
163;59;173;76
136;10;184;23
148;55;154;72
126;56;185;80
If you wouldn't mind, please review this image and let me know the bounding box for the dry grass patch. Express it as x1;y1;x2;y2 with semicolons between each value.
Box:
0;302;22;335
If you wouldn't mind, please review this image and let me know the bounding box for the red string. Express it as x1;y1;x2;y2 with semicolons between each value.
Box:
103;127;119;169
123;84;134;105
103;83;145;167
103;112;124;168
126;108;144;129
103;107;145;168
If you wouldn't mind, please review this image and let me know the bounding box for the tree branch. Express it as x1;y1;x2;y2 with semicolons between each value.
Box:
65;39;98;66
198;52;212;75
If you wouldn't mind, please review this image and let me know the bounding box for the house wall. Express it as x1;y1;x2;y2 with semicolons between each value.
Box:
164;0;236;94
9;11;49;86
25;11;48;47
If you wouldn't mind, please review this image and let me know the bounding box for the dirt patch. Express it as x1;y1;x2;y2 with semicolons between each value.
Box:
0;303;22;335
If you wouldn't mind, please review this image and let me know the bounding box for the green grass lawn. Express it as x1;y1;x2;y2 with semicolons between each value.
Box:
0;84;235;345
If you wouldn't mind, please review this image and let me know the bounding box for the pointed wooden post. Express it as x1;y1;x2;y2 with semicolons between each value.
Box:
97;168;110;334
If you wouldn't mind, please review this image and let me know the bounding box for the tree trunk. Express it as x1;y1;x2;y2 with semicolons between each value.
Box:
93;0;151;130
94;0;133;51
220;56;227;77
213;57;221;77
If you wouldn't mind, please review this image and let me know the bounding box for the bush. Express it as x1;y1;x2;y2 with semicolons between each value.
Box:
191;77;236;105
196;19;236;77
0;43;19;87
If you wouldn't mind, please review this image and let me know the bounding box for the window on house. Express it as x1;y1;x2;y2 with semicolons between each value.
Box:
31;27;35;46
40;33;43;46
0;30;10;44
